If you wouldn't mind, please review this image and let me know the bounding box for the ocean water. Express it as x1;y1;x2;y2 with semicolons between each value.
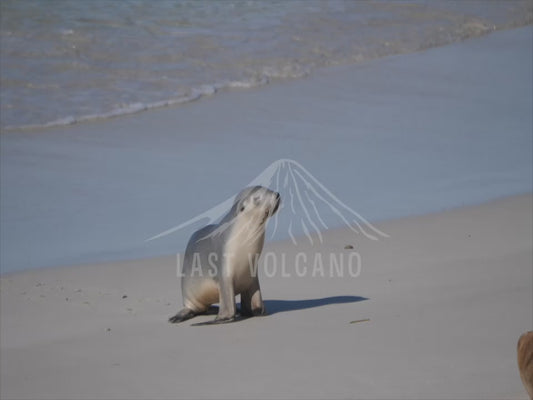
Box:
1;0;531;131
0;24;531;273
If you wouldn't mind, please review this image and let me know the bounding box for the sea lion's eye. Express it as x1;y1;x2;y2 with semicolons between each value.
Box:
240;206;245;212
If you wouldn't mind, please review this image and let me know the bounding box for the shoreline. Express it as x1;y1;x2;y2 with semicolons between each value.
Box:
2;193;531;399
1;26;531;273
3;20;532;134
1;191;530;278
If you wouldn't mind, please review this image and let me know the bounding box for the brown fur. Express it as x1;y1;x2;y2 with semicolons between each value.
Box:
518;331;533;399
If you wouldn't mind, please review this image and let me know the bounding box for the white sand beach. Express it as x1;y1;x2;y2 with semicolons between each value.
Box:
1;194;531;399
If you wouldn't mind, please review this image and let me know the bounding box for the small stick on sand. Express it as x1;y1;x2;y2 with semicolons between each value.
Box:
350;318;370;324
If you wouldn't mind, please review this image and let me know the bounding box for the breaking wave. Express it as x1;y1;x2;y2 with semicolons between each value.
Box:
2;0;531;131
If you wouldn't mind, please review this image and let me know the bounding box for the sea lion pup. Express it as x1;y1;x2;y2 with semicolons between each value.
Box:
169;186;280;325
518;331;533;399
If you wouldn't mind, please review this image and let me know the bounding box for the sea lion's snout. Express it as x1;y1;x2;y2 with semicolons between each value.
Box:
258;190;280;224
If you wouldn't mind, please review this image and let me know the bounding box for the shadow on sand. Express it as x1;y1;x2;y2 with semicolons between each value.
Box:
188;296;368;325
260;295;368;315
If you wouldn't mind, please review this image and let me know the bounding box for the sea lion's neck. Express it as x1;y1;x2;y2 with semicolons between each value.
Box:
228;214;265;247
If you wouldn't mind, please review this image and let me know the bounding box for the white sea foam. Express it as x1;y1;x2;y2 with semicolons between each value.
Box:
1;0;531;131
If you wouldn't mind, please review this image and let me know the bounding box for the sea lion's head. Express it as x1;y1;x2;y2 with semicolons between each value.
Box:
234;186;280;225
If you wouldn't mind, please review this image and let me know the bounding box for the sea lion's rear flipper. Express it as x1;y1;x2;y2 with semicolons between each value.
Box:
168;308;196;323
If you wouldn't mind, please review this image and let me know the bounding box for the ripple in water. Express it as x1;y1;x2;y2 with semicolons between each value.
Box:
1;0;531;131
